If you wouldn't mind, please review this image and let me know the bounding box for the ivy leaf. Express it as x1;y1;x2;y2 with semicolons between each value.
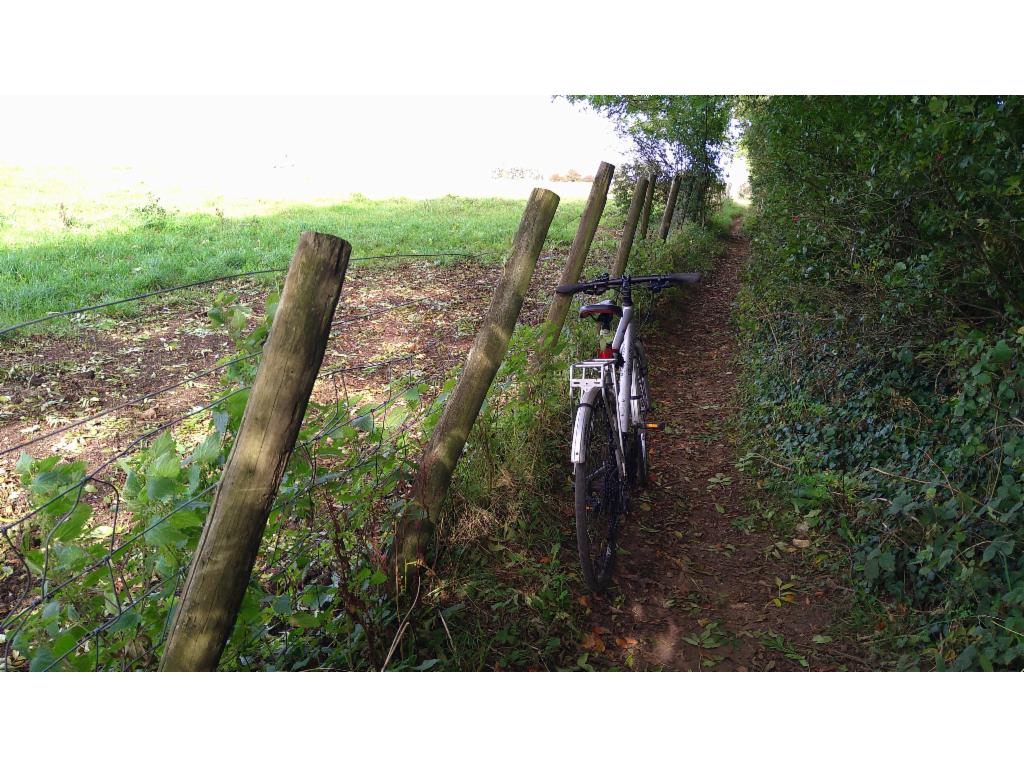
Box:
190;432;222;466
123;469;143;499
54;543;91;570
147;431;175;461
981;539;1013;564
109;610;142;634
144;518;187;548
212;408;230;436
32;461;86;497
990;340;1013;365
41;600;61;622
289;612;320;629
146;475;179;502
224;390;249;427
864;550;880;581
352;413;374;432
53;503;92;542
878;551;896;572
15;451;34;477
265;290;281;323
271;595;292;616
29;646;57;672
169;509;204;529
150;451;181;479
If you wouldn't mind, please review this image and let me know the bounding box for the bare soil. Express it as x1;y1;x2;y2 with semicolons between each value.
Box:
0;250;574;617
578;222;867;671
0;253;571;474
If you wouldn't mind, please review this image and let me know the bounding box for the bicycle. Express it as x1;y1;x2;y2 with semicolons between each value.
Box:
555;271;700;592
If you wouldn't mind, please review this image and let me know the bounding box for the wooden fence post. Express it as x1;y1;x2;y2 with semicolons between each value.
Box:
538;161;614;355
159;231;351;672
696;171;710;226
395;188;560;580
659;174;682;241
676;173;693;228
638;173;656;240
611;176;648;279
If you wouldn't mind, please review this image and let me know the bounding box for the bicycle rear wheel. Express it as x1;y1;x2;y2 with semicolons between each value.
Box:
574;394;623;592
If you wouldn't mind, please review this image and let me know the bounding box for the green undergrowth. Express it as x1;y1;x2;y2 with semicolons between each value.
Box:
2;199;731;671
403;212;734;671
736;96;1024;670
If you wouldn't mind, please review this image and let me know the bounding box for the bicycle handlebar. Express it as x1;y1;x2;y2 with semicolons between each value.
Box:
555;272;700;296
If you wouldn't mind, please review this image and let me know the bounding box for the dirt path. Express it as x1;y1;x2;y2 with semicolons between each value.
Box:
584;222;866;671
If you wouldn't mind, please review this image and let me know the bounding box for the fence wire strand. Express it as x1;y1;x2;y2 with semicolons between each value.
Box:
1;249;499;672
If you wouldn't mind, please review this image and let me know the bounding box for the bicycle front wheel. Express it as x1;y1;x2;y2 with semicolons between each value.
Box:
574;394;623;593
630;340;651;488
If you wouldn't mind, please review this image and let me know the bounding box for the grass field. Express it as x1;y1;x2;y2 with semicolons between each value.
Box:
0;164;595;330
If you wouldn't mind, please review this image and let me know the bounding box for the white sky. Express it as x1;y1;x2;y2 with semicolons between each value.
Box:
1;96;624;198
0;95;745;200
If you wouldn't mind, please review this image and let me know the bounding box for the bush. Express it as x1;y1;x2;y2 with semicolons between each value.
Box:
737;96;1024;670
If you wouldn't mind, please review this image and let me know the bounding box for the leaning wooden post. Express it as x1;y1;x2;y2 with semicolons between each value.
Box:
610;176;648;279
659;174;682;241
676;174;693;228
395;189;560;580
696;171;710;226
538;161;614;355
638;173;656;240
159;231;350;672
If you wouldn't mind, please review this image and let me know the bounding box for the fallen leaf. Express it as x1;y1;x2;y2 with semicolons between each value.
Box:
792;538;811;548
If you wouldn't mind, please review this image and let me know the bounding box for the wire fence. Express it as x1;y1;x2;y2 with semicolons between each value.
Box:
0;180;646;672
0;249;506;671
0;252;495;338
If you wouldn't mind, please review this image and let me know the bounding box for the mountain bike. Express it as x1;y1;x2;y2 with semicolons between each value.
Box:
555;271;700;592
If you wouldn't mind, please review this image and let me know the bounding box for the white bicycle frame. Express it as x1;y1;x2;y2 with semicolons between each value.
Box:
569;306;640;472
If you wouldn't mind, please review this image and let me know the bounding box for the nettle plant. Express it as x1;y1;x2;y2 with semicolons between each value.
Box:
4;287;445;671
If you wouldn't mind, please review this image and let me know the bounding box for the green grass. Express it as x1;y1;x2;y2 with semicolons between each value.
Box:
0;164;591;330
712;197;748;233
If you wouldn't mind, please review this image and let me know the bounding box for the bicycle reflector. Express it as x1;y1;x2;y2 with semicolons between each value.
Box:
597;344;614;359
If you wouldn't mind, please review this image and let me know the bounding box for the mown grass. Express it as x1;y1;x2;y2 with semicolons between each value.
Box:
0;164;591;330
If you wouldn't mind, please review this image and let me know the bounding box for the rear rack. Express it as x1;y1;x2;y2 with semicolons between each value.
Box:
569;360;616;398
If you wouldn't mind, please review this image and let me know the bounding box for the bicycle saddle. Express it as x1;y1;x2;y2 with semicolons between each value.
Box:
579;299;622;319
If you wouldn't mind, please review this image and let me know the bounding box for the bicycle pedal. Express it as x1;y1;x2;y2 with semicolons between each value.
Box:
641;421;663;431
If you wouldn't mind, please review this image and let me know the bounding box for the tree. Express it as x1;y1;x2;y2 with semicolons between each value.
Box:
566;95;735;222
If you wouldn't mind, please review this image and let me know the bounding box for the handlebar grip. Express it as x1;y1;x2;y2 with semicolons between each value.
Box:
668;272;701;286
555;282;588;295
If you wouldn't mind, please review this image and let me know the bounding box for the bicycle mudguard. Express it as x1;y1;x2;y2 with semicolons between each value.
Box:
571;386;603;464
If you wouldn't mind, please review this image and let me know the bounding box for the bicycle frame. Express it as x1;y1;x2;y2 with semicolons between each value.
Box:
569;306;638;473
